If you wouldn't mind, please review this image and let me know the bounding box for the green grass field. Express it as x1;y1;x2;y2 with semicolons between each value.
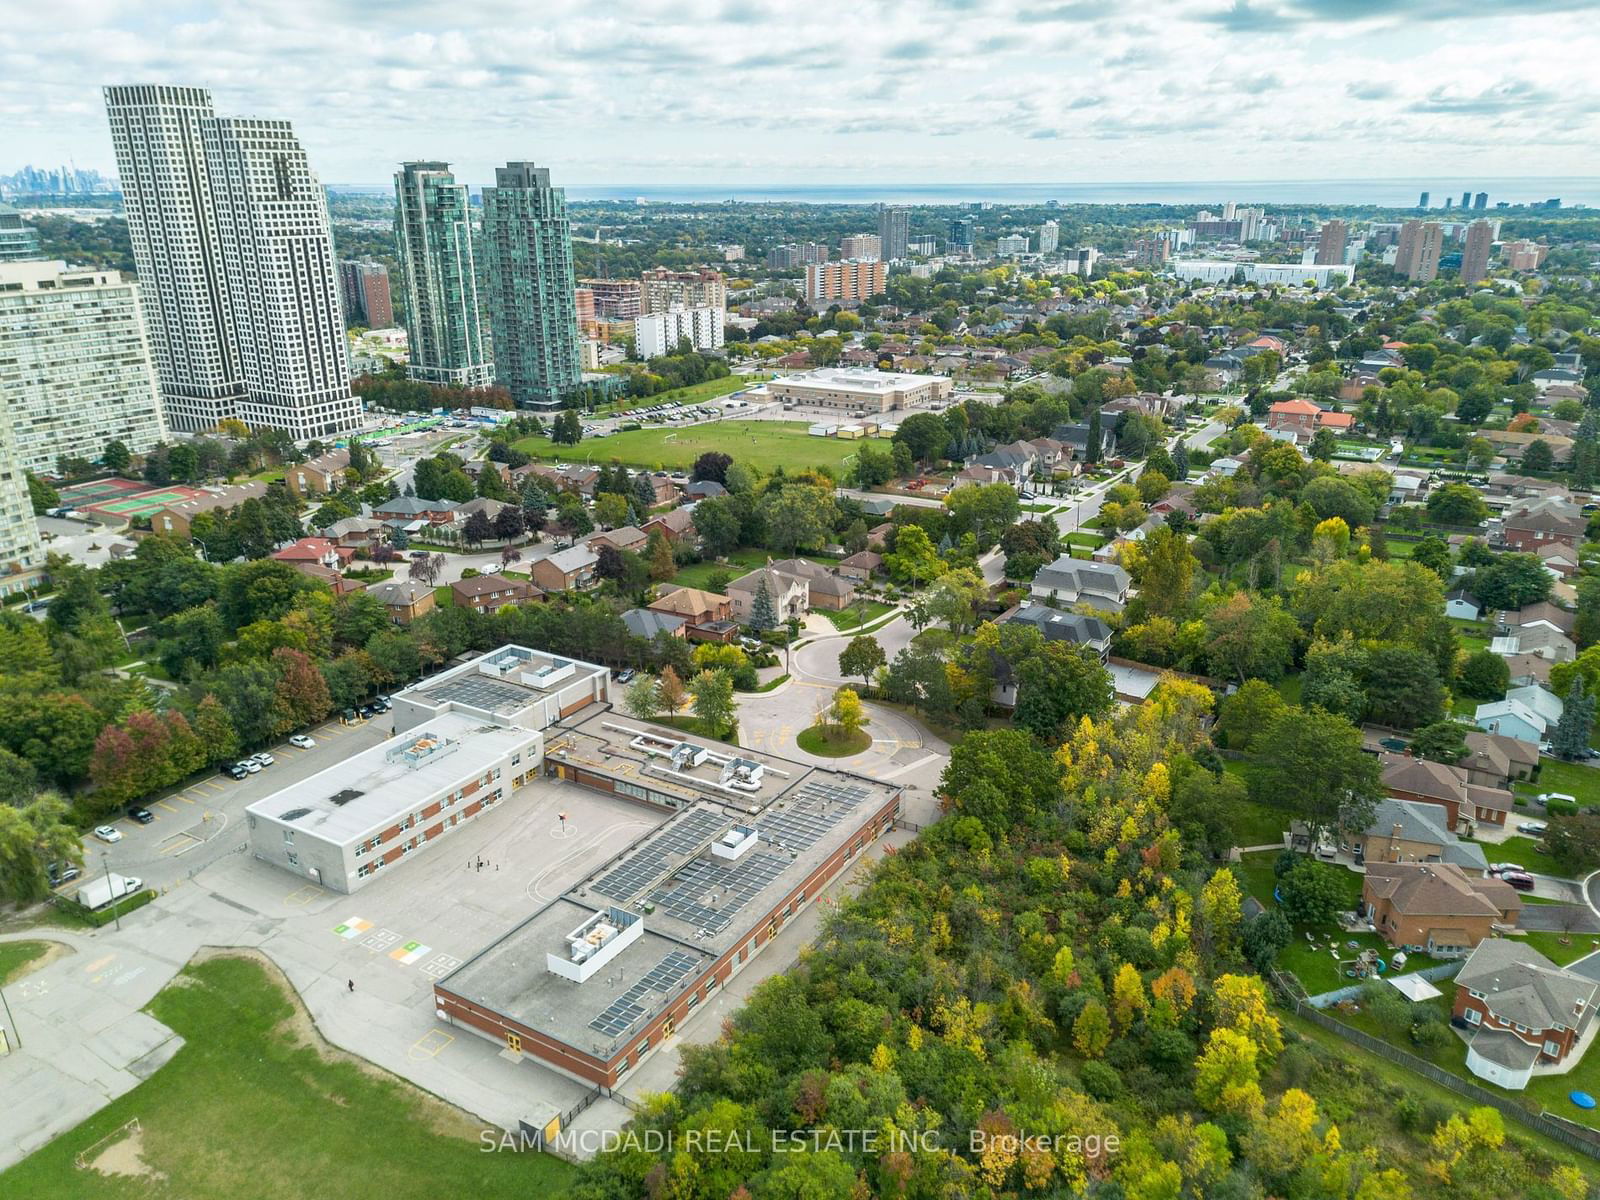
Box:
513;420;895;475
0;939;51;985
1517;758;1600;807
823;600;894;632
0;954;572;1199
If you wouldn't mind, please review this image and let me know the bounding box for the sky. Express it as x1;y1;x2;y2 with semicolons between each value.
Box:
3;0;1598;188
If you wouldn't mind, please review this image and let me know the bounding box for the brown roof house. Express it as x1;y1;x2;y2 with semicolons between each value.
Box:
1458;730;1540;790
767;557;856;611
642;507;696;545
1381;755;1512;831
152;481;271;539
530;545;599;593
286;448;352;498
837;551;883;581
648;587;737;643
1455;939;1600;1090
587;525;648;555
366;579;437;625
450;575;542;614
1363;862;1522;957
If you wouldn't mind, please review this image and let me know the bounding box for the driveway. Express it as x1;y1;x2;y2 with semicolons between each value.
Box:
1518;902;1600;933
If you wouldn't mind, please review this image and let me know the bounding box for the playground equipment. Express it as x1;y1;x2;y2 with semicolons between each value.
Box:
1341;948;1388;979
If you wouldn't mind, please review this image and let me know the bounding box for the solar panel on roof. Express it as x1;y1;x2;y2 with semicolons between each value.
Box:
588;949;703;1037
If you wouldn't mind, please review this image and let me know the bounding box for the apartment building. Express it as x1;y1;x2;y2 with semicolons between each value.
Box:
639;268;726;315
803;259;886;304
0;260;169;475
634;306;725;358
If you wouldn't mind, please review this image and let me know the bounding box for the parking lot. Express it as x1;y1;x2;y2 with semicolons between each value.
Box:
76;714;397;893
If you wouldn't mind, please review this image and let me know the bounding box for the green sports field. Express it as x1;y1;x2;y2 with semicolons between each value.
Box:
512;420;895;475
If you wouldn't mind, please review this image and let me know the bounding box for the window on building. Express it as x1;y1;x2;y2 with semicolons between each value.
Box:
1545;1039;1562;1057
1465;1008;1480;1025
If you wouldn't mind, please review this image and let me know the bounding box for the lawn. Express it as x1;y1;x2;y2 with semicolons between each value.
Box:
1513;930;1600;967
796;725;871;757
0;954;572;1199
1518;757;1600;807
0;939;51;985
670;549;773;591
1463;834;1567;877
823;601;894;633
512;420;895;475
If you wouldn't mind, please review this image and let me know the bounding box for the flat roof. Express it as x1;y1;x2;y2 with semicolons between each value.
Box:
246;712;536;845
399;645;608;722
439;711;901;1058
773;367;941;391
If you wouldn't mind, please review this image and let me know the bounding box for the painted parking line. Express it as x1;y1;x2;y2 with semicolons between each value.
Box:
177;794;196;804
156;800;179;813
196;780;225;794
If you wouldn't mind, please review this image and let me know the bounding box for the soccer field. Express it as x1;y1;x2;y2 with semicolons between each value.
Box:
512;420;895;475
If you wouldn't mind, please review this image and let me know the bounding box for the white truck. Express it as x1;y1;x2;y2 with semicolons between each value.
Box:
77;872;143;910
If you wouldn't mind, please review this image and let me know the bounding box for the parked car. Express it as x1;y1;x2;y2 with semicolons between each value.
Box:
289;734;316;750
48;863;81;885
1500;871;1536;892
226;762;249;780
615;667;636;685
1517;821;1548;835
242;759;262;775
126;806;154;825
1314;840;1338;861
93;825;123;844
1538;793;1576;806
358;704;377;719
1488;863;1520;876
251;752;275;767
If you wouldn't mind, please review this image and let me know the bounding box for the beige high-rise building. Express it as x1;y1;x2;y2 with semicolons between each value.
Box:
1314;219;1347;266
1460;219;1494;285
804;259;886;304
839;234;881;260
638;268;726;315
1503;240;1548;272
1395;220;1443;282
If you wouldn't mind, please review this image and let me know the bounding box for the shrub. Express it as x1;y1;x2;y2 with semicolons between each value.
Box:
1079;1060;1123;1100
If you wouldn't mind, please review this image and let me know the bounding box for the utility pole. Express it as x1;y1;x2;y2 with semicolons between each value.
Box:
102;851;121;932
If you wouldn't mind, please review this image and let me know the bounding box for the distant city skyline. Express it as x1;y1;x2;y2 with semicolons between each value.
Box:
2;2;1596;187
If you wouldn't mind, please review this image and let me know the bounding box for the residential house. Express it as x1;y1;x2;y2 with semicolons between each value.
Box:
997;602;1112;661
1490;623;1575;663
727;566;810;625
1459;730;1540;790
1052;422;1118;462
640;473;678;507
152;481;271;539
767;557;856;611
1483;431;1574;467
1209;456;1244;478
293;561;362;596
530;545;599;593
622;608;687;640
449;575;542;614
1354;798;1489;874
528;464;599;498
1265;398;1353;441
1475;698;1553;745
682;480;726;501
320;516;387;550
647;587;737;643
1508;683;1564;727
1503;653;1554;687
1029;555;1132;614
1455;939;1600;1090
1445;589;1483;621
372;496;458;525
587;525;648;555
1380;755;1512;830
1537;541;1580;579
1362;862;1522;957
642;508;696;545
1389;474;1428;506
271;537;355;569
366;579;436;625
286;448;351;498
837;551;883;581
1503;601;1577;636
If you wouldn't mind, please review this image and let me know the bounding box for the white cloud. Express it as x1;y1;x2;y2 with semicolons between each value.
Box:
0;0;1595;184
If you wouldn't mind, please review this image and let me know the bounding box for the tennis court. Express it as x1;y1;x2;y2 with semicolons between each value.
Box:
79;485;208;523
57;477;149;507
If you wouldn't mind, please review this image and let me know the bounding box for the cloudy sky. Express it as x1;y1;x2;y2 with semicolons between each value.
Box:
3;0;1597;188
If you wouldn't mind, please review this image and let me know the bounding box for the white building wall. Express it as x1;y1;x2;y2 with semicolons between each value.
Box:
634;307;726;359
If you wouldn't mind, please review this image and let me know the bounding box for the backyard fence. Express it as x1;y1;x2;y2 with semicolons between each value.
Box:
1303;959;1464;1010
1287;995;1600;1160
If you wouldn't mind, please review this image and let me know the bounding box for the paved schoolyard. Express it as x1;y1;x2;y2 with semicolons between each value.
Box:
0;777;670;1169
